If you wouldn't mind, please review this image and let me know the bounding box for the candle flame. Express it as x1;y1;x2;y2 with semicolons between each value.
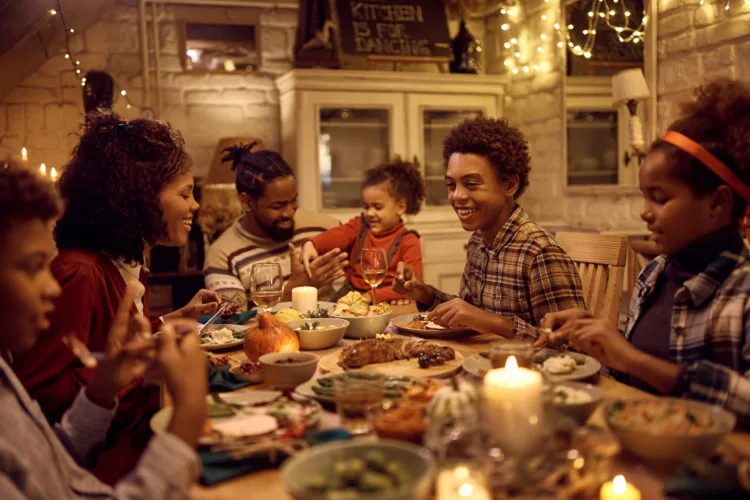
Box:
50;167;57;180
21;147;27;159
457;483;474;497
454;466;470;479
613;475;627;494
505;355;518;372
39;163;46;175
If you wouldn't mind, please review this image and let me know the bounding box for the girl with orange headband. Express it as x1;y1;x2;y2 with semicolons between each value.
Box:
540;78;750;427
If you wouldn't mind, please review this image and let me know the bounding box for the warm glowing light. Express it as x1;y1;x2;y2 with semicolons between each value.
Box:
126;104;132;109
76;69;81;74
538;47;543;52
501;8;507;14
21;147;27;160
557;41;564;47
725;2;729;10
514;52;521;58
75;60;80;65
504;42;511;48
64;54;70;59
583;29;589;34
599;12;605;17
121;90;127;96
542;14;548;20
554;23;560;29
633;38;640;44
625;11;631;16
454;466;470;480
568;24;574;29
511;38;518;44
533;64;540;70
508;8;515;15
501;23;510;30
39;163;47;175
504;59;512;67
512;68;519;74
610;9;615;15
458;484;474;497
541;33;547;39
70;28;75;33
50;167;57;180
613;475;627;494
588;11;594;17
505;355;519;371
49;9;57;15
523;66;529;73
81;81;85;87
584;51;592;58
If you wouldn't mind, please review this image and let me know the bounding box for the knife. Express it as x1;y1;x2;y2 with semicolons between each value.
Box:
198;301;230;335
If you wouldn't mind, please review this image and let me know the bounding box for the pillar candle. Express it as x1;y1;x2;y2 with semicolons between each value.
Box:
483;355;543;456
291;286;317;314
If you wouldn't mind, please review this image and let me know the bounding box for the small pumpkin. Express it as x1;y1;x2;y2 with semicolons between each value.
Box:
243;312;300;361
427;377;479;423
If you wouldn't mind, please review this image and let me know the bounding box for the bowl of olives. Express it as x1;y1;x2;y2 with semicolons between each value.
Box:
281;439;436;499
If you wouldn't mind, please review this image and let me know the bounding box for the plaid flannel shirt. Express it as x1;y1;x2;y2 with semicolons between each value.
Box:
428;206;586;339
622;235;750;427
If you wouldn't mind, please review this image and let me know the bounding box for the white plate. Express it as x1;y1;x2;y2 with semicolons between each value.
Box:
462;352;602;382
200;324;248;351
391;313;476;338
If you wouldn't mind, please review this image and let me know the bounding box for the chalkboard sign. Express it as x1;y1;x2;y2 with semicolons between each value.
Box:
334;0;451;59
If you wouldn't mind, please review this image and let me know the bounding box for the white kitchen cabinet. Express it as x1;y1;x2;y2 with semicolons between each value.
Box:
276;69;507;296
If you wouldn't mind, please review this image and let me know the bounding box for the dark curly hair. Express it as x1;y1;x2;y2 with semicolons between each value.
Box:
55;111;192;264
0;160;61;243
443;117;531;199
222;143;294;199
363;158;426;215
650;78;750;218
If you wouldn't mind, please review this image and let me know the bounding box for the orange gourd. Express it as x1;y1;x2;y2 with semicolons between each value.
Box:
243;312;300;361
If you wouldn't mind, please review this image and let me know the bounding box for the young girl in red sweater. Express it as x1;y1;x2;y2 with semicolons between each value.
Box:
301;159;425;304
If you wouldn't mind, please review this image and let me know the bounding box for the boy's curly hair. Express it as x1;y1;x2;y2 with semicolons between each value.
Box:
363;158;426;215
54;111;192;264
0;160;61;243
651;78;750;218
443;117;531;198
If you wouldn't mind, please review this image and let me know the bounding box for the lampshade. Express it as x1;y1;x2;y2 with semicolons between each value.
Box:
204;137;264;185
612;68;650;106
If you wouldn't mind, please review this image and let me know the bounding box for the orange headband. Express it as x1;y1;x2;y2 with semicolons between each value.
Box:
662;131;750;221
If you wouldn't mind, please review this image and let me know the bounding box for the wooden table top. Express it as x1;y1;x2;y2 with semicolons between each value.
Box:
187;304;750;499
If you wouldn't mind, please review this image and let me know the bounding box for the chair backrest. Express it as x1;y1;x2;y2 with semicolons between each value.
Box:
555;232;628;327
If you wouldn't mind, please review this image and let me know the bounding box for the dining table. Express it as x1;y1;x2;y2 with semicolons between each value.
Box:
185;304;750;499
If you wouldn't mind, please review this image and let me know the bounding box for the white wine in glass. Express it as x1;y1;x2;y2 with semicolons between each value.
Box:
250;263;283;312
360;247;388;305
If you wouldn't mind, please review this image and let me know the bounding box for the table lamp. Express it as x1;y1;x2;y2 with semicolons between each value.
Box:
612;68;650;167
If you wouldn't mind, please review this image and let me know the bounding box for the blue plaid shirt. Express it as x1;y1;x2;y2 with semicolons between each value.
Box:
623;235;750;427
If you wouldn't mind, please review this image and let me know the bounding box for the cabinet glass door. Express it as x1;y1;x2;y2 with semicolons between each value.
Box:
407;94;498;208
318;108;390;209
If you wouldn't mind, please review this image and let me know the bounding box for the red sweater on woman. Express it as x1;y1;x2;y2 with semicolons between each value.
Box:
308;217;423;303
13;249;161;485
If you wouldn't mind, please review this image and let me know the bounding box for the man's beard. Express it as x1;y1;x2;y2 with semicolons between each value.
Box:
258;217;295;241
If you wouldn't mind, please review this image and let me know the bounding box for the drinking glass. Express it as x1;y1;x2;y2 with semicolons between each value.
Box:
489;340;535;369
334;375;384;436
250;263;283;313
360;247;388;305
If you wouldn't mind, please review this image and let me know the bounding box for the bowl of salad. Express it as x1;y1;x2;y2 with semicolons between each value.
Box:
287;318;349;351
604;398;736;464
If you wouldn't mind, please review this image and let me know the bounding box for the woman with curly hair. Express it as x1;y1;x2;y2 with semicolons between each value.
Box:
394;117;585;339
13;111;221;484
301;158;425;304
542;78;750;427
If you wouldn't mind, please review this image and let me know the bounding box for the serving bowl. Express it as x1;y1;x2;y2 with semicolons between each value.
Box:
330;311;392;339
259;352;319;390
287;318;349;350
604;398;736;464
549;381;604;425
281;439;436;500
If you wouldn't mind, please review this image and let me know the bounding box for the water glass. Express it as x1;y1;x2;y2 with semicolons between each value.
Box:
334;376;384;436
489;340;535;369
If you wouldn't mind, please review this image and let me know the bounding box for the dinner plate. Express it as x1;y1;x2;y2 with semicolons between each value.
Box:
391;313;476;338
319;348;464;378
462;351;602;382
295;373;416;404
150;390;322;446
200;324;248;352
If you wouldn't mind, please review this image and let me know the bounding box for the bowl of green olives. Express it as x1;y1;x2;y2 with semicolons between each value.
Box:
281;439;436;499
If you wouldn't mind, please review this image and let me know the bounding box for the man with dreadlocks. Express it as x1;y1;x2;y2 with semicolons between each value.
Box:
204;143;347;310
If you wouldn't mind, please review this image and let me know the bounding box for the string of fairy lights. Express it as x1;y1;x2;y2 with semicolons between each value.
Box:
499;0;748;78
21;0;140;179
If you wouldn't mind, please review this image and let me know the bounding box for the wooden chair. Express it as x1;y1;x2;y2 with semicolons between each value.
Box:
555;232;629;327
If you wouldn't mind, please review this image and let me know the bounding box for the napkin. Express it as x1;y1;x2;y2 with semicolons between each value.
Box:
664;466;748;499
208;366;250;393
199;309;257;326
198;429;353;486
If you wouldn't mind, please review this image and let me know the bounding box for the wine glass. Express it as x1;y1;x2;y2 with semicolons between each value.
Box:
250;263;283;313
360;247;388;305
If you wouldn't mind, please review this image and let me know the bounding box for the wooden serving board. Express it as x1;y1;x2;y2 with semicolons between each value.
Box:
318;349;464;378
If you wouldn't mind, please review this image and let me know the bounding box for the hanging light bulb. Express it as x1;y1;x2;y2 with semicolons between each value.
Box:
511;38;518;45
538;46;543;52
557;41;564;48
609;9;615;15
583;29;589;34
126;104;132;109
515;51;521;58
541;33;547;40
504;59;513;67
512;68;519;74
504;42;511;49
121;90;127;96
542;14;547;20
501;8;507;14
584;51;592;58
534;64;540;71
501;24;510;30
523;66;530;73
554;23;560;29
70;28;75;33
599;12;605;18
64;54;70;59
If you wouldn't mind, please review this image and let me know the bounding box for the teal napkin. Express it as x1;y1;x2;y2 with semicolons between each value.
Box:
208;366;250;393
664;466;748;499
199;309;257;326
198;429;353;486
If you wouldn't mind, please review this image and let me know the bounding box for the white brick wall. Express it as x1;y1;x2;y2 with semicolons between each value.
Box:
0;4;296;177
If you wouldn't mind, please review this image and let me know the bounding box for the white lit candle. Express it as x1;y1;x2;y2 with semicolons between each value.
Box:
291;286;317;315
436;464;491;500
21;147;28;161
483;355;543;456
50;167;57;181
39;163;47;176
600;475;641;500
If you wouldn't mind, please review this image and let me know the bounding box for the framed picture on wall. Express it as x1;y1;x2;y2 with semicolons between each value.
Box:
179;19;259;73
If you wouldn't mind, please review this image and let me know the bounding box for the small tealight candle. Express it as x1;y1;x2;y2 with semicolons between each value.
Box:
291;286;317;314
600;475;641;500
436;464;491;500
483;355;543;456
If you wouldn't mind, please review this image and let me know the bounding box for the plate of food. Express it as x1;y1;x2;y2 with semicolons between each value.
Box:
200;324;248;352
296;372;417;404
391;314;475;338
150;390;322;446
462;348;601;382
319;337;463;378
328;292;392;339
271;302;337;323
